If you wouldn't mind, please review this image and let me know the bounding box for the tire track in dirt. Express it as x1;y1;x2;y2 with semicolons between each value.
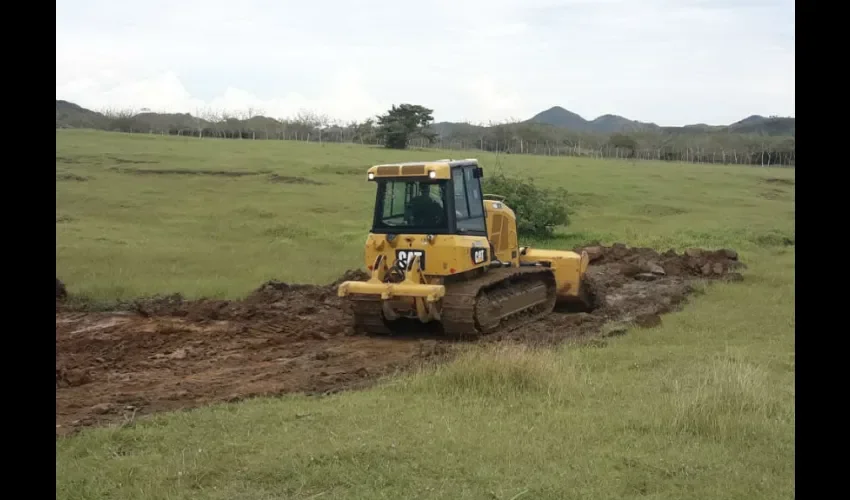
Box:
56;244;744;436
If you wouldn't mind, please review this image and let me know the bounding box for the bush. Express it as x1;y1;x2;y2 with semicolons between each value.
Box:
481;172;570;237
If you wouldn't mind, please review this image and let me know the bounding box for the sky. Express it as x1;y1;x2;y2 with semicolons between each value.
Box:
55;0;794;126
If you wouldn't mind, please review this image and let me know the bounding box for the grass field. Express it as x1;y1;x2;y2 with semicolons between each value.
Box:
56;129;795;499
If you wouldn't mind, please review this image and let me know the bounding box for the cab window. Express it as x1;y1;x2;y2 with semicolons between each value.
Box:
373;179;449;231
453;166;486;234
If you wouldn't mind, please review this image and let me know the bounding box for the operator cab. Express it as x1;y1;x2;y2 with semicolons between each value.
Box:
370;160;487;237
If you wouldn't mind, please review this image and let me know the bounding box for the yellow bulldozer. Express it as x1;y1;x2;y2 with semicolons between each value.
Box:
337;158;593;336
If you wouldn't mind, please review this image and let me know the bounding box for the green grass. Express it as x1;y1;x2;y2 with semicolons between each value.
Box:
56;129;794;499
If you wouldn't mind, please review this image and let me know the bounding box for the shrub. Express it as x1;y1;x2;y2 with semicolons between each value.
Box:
481;172;570;237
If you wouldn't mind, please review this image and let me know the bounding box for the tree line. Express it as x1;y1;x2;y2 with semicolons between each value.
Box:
58;103;795;167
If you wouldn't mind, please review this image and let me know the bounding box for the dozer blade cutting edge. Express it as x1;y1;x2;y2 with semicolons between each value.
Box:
337;280;445;302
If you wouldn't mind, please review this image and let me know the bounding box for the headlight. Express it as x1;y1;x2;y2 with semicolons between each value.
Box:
368;172;375;180
428;171;436;179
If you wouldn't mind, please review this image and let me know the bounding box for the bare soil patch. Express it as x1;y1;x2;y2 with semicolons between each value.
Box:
56;244;744;436
765;177;794;186
267;174;324;185
111;167;271;177
56;172;90;182
104;155;159;165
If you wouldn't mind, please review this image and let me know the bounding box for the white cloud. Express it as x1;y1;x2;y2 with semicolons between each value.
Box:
56;0;794;126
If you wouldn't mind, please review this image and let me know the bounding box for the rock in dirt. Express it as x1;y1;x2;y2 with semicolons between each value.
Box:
168;390;190;400
168;348;189;360
56;368;91;388
583;246;605;262
91;403;114;415
620;263;643;277
635;273;658;282
644;262;666;275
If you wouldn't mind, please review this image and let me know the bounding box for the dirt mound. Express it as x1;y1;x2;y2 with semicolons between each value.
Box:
479;244;744;346
56;247;743;435
56;278;67;300
577;243;743;278
122;271;371;322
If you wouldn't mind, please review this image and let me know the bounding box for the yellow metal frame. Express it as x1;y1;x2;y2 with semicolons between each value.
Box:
519;248;589;297
337;254;446;322
338;158;593;325
366;161;456;180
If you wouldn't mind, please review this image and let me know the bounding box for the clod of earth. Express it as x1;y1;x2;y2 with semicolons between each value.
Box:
56;243;745;436
56;278;67;300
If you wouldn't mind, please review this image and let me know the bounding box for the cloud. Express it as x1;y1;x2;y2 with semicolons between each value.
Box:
56;0;794;126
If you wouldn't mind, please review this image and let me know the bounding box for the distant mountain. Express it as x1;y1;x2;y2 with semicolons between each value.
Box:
431;121;486;137
529;106;660;133
728;115;796;136
588;114;661;133
530;106;589;130
526;106;794;136
56;99;795;140
56;100;109;129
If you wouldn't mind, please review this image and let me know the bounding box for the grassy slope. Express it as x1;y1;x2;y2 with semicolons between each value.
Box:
56;130;794;500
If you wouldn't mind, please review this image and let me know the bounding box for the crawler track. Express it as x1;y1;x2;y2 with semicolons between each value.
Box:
350;294;394;335
350;268;558;338
441;268;557;337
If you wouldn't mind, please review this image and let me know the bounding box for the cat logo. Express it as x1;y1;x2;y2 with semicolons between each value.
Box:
396;250;425;270
471;247;488;265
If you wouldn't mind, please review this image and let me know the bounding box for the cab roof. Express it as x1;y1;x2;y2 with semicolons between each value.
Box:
366;159;478;180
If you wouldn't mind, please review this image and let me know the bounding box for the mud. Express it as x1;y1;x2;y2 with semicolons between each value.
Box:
267;174;325;185
104;156;159;165
765;177;794;186
56;172;90;182
110;167;272;177
56;244;744;436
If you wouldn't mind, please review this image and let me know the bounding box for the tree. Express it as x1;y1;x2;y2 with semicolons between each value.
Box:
101;107;138;132
608;133;637;157
482;172;570;238
350;118;378;144
376;104;437;149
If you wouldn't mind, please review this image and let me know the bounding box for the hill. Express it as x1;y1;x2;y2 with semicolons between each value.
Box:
56;100;110;129
528;106;661;133
728;115;796;136
526;106;794;136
